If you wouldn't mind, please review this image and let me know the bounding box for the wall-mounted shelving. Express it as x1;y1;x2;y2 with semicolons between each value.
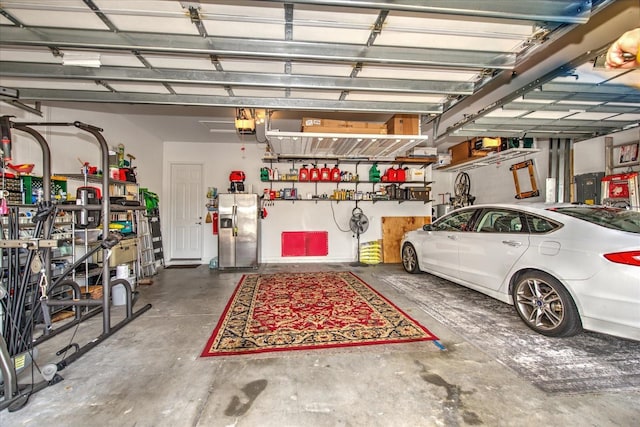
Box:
261;157;433;204
435;148;541;173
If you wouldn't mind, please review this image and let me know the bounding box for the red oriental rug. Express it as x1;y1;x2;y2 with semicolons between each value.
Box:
201;271;437;357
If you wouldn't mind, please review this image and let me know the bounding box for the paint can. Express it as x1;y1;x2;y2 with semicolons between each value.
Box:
116;264;129;279
112;284;126;306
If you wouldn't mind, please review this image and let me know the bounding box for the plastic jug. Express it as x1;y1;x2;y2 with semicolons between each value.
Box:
320;164;331;181
397;167;406;182
310;164;320;181
299;165;309;181
331;165;341;182
387;167;398;182
369;164;381;182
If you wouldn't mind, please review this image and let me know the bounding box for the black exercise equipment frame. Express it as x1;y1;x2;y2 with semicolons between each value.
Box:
0;118;152;412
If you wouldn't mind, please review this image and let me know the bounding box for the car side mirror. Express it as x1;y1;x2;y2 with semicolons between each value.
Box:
422;224;432;231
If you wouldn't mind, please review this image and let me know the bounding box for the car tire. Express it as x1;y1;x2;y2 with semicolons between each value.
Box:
402;243;420;274
512;271;582;337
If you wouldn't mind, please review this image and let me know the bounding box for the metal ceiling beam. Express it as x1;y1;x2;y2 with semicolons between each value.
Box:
0;61;474;95
537;82;640;96
523;91;640;104
229;0;593;23
0;26;515;69
14;89;444;113
453;129;598;138
474;117;634;128
424;0;639;143
501;103;640;114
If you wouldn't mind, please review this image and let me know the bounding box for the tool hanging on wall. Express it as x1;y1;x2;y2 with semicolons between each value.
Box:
205;187;217;229
450;172;476;208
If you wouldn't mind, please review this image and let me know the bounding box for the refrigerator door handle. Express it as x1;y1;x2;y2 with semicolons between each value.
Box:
232;205;237;236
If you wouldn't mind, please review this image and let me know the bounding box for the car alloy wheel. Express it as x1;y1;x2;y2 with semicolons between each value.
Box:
402;244;419;273
512;272;582;337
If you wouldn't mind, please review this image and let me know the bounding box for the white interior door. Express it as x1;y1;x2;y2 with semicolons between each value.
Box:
169;163;203;260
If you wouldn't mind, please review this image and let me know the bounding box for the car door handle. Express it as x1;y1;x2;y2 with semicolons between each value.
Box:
502;240;522;247
447;235;457;240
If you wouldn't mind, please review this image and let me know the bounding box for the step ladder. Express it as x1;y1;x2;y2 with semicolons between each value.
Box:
147;212;165;268
138;215;157;277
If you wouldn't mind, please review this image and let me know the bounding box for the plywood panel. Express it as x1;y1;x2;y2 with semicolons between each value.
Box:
382;216;431;263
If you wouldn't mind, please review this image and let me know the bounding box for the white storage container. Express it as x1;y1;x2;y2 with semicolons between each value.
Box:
408;168;425;181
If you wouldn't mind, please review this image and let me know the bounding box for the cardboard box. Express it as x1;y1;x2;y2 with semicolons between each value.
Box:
448;140;472;164
302;117;388;134
302;126;387;134
386;114;419;135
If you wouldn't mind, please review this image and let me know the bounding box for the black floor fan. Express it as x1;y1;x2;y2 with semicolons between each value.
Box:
349;206;369;266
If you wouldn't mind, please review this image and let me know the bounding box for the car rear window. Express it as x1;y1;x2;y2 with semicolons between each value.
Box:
551;207;640;234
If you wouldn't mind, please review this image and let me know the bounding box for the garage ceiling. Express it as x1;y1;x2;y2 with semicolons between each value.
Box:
0;0;638;152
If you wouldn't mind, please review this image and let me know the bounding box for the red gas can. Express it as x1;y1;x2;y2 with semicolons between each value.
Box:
310;164;320;181
397;167;406;182
320;164;331;181
331;165;341;182
387;167;398;182
299;165;310;181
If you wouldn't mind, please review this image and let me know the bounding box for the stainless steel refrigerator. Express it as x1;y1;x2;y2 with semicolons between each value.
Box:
218;193;260;268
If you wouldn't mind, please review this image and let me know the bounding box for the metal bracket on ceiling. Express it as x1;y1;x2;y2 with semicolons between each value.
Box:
0;7;24;27
187;4;208;37
82;0;118;32
366;10;389;47
49;47;63;58
3;100;43;117
95;80;115;92
284;3;294;40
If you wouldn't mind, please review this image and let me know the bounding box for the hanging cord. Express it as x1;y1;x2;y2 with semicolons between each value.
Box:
329;200;352;233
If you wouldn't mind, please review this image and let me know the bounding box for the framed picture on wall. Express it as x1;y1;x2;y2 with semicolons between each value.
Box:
618;142;639;164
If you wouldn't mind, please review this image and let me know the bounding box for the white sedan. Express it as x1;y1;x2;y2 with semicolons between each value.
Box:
400;204;640;341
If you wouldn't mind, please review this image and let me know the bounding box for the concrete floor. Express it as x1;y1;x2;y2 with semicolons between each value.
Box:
2;263;639;426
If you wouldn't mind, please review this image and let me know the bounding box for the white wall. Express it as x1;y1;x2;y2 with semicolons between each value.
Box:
431;142;549;206
163;139;433;263
573;127;640;176
0;103;164;194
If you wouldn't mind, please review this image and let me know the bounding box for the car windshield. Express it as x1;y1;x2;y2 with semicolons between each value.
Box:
551;207;640;234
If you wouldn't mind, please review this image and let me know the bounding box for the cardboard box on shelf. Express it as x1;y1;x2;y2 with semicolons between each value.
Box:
302;126;388;134
448;140;472;164
386;114;419;135
301;117;387;134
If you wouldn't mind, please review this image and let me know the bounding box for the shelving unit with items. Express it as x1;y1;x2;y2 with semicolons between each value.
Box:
260;156;435;204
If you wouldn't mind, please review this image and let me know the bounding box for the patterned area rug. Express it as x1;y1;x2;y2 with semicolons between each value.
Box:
201;271;437;357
